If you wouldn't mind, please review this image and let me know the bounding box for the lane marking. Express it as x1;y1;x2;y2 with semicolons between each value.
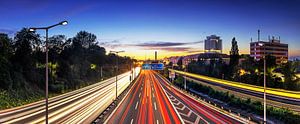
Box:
169;94;208;124
139;93;141;98
135;102;139;110
130;119;134;124
154;102;157;110
153;93;155;98
156;120;159;124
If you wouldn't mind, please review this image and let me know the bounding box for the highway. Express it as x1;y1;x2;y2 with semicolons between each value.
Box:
106;70;182;124
0;68;140;124
106;70;245;124
170;69;300;112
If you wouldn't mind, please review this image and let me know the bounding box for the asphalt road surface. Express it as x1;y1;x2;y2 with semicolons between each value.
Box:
106;70;182;124
106;70;243;124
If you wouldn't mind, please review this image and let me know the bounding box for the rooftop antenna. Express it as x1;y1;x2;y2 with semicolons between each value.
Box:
268;35;270;41
251;37;253;42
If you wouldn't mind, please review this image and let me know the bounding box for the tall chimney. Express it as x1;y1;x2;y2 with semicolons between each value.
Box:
155;51;157;61
258;30;260;42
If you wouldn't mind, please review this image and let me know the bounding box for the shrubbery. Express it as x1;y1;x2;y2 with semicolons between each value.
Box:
172;75;300;123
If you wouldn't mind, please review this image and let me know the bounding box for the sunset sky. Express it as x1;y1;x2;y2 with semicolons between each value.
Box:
1;0;300;60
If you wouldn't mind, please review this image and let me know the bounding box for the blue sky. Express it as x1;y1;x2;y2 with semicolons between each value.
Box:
1;0;300;59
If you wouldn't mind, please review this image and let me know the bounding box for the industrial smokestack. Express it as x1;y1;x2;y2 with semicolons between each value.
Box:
155;51;157;61
258;30;260;42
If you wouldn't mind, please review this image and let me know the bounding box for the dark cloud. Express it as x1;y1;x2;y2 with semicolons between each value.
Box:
143;47;191;52
134;41;203;47
100;40;203;52
131;41;204;52
99;40;123;49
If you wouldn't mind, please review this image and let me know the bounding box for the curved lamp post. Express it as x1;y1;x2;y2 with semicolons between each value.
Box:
29;20;68;124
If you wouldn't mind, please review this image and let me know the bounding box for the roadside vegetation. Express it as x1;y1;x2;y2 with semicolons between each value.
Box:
169;75;300;124
0;29;135;110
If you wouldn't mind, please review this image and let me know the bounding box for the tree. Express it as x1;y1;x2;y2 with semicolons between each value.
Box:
10;28;43;88
229;37;240;79
281;62;300;90
72;31;97;48
0;33;13;89
177;57;183;70
229;37;239;66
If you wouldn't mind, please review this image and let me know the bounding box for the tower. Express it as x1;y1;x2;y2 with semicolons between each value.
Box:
155;51;157;61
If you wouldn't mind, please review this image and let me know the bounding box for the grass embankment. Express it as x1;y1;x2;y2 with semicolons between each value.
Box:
0;89;43;109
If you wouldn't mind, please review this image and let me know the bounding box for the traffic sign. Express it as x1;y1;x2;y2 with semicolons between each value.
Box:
151;63;164;70
142;64;151;70
142;63;164;70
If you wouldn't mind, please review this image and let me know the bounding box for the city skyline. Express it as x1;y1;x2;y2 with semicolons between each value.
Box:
1;0;300;60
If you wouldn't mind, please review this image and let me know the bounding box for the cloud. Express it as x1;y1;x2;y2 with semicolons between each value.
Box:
99;40;124;49
129;41;204;52
134;41;203;48
0;29;17;36
144;47;191;52
99;40;204;53
186;50;205;53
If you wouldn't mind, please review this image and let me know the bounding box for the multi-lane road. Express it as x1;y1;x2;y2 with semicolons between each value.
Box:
0;68;140;124
0;68;251;124
106;70;244;124
106;70;182;124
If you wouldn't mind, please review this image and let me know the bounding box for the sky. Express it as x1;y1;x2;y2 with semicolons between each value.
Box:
1;0;300;60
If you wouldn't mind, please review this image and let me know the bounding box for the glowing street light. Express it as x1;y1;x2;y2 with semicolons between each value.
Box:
29;20;68;124
258;42;267;124
110;50;125;100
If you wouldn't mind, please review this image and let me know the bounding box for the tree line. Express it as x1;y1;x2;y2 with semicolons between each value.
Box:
0;28;134;108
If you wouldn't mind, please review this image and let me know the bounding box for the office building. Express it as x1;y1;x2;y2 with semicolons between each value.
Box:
204;35;222;53
250;37;288;64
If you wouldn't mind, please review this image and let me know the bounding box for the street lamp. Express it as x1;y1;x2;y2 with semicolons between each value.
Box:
110;50;125;100
258;42;267;124
29;20;68;124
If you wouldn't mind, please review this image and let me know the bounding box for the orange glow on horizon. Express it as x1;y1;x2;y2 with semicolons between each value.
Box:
111;45;298;60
